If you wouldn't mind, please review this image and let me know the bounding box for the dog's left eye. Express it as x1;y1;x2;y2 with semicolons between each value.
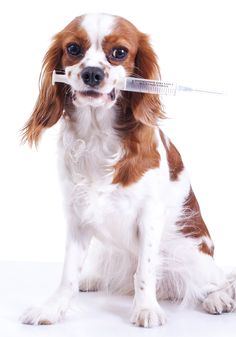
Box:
67;43;83;57
111;47;128;60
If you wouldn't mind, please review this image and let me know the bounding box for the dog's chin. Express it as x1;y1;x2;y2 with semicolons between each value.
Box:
72;88;117;108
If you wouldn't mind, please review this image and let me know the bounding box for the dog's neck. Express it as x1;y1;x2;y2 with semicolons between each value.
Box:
67;105;117;140
60;104;122;184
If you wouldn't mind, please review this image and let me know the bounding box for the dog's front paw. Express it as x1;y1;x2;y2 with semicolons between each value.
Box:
130;304;167;328
20;303;67;325
203;290;235;314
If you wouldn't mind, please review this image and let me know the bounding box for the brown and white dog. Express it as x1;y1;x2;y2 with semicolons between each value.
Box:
21;13;236;327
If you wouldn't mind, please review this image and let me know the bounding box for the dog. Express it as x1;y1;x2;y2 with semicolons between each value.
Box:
21;13;236;327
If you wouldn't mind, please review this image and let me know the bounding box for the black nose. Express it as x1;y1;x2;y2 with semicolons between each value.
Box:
81;67;105;87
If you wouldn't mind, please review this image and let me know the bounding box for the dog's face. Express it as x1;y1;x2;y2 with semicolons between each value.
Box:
62;14;139;109
23;13;162;145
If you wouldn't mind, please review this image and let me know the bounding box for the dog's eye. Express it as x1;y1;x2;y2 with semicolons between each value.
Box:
67;43;83;57
111;47;128;60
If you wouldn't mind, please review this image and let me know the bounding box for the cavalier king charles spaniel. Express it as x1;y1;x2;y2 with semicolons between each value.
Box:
21;13;236;328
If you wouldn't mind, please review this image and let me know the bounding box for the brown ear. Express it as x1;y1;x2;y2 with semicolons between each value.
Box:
113;33;163;186
22;36;66;146
130;33;164;125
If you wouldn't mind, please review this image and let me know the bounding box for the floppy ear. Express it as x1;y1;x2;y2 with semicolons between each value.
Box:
22;36;66;146
130;33;164;125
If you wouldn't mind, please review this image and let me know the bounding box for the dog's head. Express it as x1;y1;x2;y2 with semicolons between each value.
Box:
23;13;163;145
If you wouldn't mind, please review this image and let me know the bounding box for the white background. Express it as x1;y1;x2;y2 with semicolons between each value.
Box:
0;0;235;266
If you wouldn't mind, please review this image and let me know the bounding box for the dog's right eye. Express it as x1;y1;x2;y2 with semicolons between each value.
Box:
111;47;128;61
67;43;83;57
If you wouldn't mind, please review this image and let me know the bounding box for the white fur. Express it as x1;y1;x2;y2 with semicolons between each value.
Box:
81;13;116;47
21;13;236;328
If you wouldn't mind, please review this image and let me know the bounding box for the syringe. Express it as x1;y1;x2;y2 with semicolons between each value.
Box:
116;77;223;95
52;70;223;96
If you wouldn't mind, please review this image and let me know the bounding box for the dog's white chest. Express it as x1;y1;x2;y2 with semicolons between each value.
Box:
69;177;140;251
59;117;141;250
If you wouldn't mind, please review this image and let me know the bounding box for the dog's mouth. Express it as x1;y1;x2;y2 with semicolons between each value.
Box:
77;88;116;101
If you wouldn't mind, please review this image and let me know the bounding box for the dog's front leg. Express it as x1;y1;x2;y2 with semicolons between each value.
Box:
131;204;167;328
20;225;92;325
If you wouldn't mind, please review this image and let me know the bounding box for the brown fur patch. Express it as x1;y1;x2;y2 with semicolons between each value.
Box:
102;18;139;74
113;123;160;186
60;24;91;68
159;132;212;255
179;187;214;256
159;130;184;181
199;242;213;255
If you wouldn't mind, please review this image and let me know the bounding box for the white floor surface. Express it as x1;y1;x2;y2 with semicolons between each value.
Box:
0;261;235;337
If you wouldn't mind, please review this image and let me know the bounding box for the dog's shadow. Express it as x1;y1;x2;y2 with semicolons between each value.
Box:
77;291;132;324
101;297;131;323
